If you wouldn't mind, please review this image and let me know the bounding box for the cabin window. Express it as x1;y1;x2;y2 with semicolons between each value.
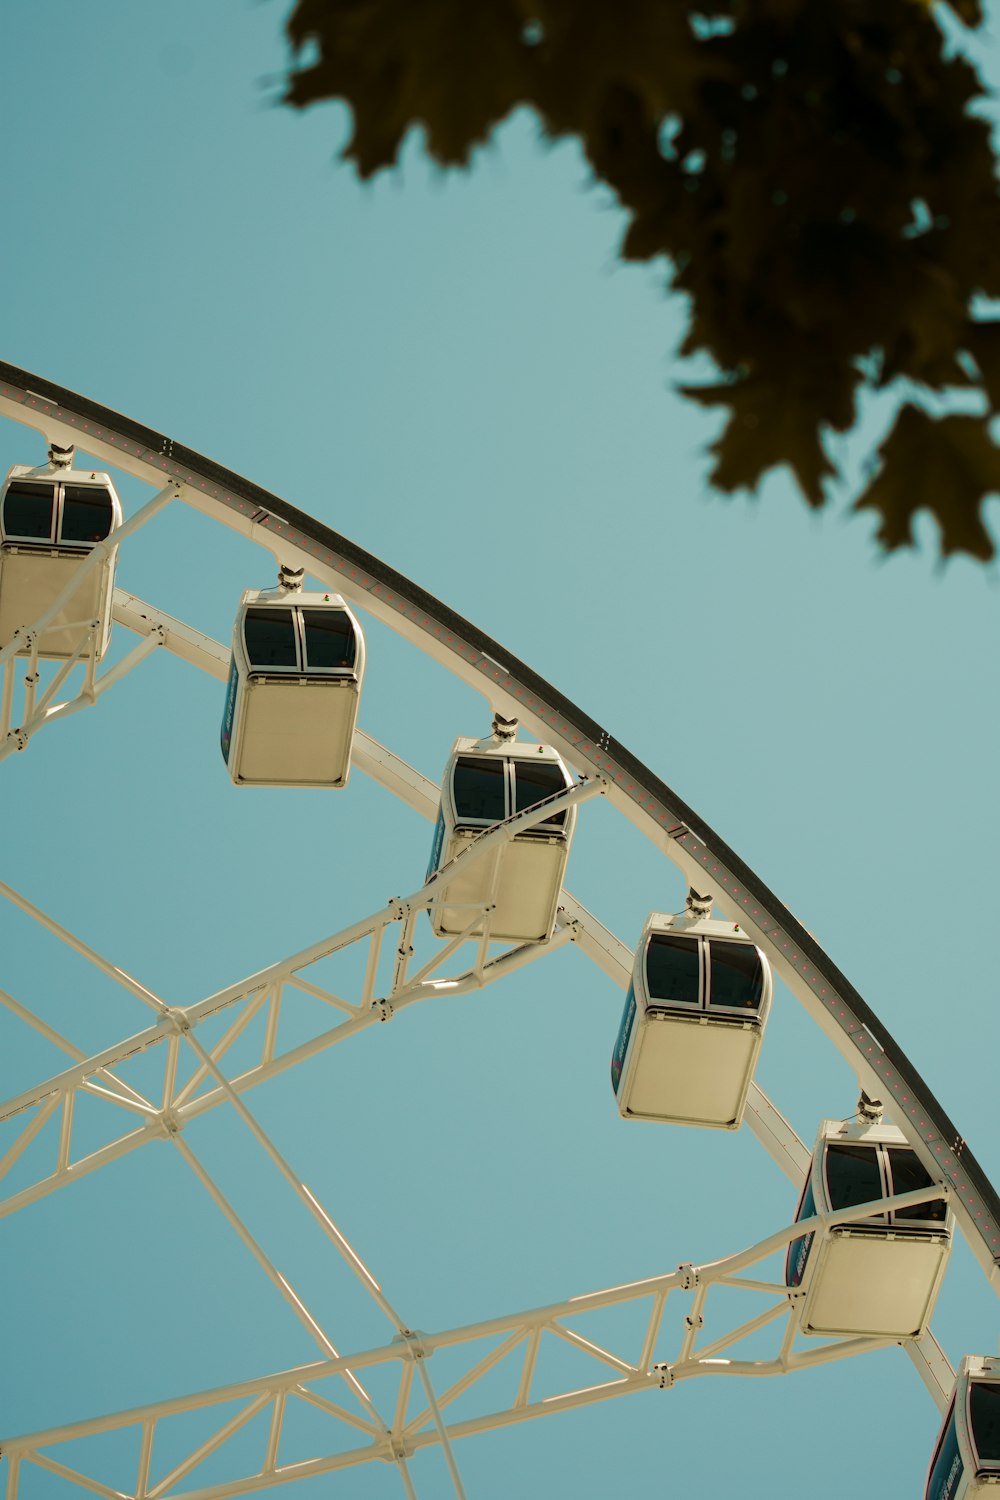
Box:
244;608;299;669
61;485;114;544
645;934;701;1006
453;757;506;822
970;1382;1000;1465
708;940;763;1010
3;482;54;541
887;1149;947;1224
513;759;568;826
301;608;356;670
825;1143;884;1215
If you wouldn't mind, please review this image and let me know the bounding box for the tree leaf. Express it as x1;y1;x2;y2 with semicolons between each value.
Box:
681;370;858;506
854;404;999;559
285;0;529;175
965;321;1000;410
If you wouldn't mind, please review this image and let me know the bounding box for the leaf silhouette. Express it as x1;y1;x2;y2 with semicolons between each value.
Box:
854;405;999;560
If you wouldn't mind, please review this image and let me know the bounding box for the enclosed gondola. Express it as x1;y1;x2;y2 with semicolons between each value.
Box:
925;1356;1000;1499
610;913;772;1129
785;1119;952;1339
426;721;576;943
0;454;122;660
220;576;365;787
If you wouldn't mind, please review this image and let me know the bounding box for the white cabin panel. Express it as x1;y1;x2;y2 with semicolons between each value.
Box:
801;1231;950;1339
432;830;567;943
233;681;357;787
621;1012;759;1128
0;550;113;659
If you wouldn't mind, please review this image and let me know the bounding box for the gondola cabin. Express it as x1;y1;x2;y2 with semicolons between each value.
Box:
221;586;365;787
426;733;576;943
785;1119;952;1339
611;914;772;1129
925;1356;1000;1499
0;462;122;659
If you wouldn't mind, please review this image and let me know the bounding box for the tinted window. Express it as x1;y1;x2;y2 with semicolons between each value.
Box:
3;482;54;541
244;608;299;668
513;759;568;826
708;940;763;1010
971;1382;1000;1465
645;933;701;1005
453;756;506;822
301;608;356;670
888;1148;948;1224
825;1143;884;1214
61;485;114;544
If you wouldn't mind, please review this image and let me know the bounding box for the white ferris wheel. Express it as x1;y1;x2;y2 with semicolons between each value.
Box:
0;361;998;1500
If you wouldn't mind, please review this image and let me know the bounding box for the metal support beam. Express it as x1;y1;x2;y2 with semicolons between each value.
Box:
2;1192;934;1497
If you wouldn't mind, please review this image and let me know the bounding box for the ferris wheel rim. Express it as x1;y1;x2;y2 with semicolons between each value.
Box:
0;355;997;1286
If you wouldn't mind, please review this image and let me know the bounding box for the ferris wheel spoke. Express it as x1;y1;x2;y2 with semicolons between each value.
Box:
0;879;169;1019
168;1133;386;1433
407;1347;468;1500
178;1023;409;1334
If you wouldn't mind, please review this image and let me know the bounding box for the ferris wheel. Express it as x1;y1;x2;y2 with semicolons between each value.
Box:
0;360;997;1500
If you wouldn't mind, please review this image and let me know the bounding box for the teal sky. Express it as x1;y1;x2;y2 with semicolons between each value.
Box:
1;3;999;1497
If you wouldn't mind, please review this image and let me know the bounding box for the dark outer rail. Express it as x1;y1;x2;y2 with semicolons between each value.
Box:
2;359;998;1279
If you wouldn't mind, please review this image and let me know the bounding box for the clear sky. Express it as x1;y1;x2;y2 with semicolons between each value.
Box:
1;3;998;1498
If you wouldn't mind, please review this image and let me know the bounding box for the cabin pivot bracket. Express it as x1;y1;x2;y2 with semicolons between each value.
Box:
857;1089;884;1123
684;887;714;919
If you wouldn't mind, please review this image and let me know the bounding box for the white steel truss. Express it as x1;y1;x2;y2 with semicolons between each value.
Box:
0;418;969;1500
1;374;996;1294
0;1182;947;1500
0;777;595;1220
0;590;959;1432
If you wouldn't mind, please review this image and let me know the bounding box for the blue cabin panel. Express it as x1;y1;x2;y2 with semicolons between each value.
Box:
785;1181;816;1288
426;811;446;884
925;1401;962;1500
610;986;637;1096
220;659;239;765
